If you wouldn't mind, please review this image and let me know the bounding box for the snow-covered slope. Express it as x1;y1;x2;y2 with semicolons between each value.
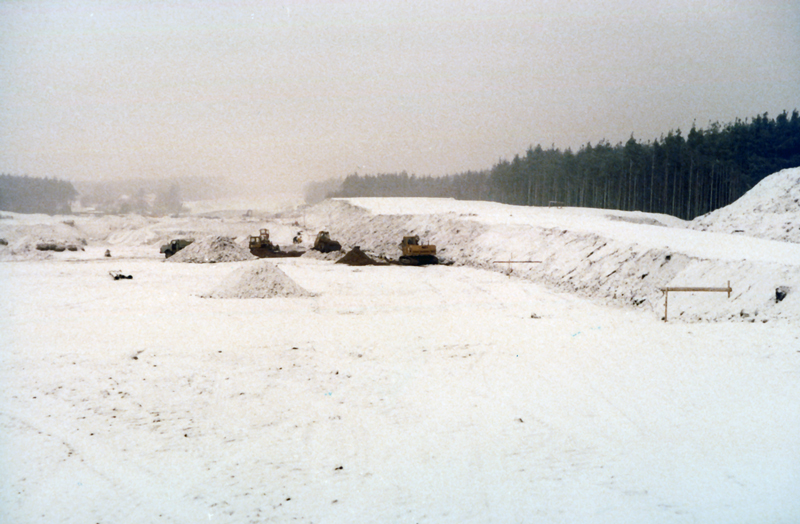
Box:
304;196;800;322
690;166;800;243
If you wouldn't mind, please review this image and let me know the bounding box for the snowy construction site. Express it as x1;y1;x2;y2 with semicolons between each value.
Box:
1;167;799;523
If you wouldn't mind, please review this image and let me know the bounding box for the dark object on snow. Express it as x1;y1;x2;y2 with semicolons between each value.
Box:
336;247;385;266
776;286;790;303
160;238;194;258
35;242;82;252
312;231;342;253
0;238;8;246
109;270;133;280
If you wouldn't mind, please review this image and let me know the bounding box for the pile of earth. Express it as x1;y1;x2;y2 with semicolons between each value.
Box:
167;235;256;263
202;261;315;299
690;167;800;243
336;247;386;266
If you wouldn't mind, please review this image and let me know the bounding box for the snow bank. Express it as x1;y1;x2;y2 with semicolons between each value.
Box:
202;260;315;298
690;167;800;243
166;235;256;263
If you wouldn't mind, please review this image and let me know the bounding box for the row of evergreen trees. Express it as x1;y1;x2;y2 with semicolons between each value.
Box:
327;110;800;219
76;180;186;215
0;174;190;215
0;174;78;214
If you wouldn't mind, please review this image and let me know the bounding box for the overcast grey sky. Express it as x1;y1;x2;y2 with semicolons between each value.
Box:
1;1;799;195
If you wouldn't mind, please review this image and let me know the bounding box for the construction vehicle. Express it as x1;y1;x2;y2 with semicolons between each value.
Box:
312;231;342;253
249;228;278;254
160;238;193;258
248;228;303;258
399;235;438;266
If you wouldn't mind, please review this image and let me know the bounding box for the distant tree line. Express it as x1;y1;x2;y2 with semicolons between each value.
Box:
0;174;78;214
75;176;249;215
76;178;196;215
325;170;492;202
324;110;800;219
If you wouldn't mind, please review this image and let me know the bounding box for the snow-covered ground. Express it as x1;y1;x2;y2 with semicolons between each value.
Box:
1;168;799;523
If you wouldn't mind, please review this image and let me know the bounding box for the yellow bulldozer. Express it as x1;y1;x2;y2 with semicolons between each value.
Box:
248;228;303;258
399;235;438;266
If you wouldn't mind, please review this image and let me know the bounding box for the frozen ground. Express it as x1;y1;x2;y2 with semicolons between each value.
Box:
1;169;799;523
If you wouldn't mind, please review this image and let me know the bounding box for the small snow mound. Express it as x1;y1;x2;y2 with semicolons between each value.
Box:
690;167;800;243
202;261;315;298
166;235;256;263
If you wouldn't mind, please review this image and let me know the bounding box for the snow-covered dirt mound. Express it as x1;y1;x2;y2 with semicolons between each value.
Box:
202;260;315;298
166;235;256;263
690;167;800;243
0;218;88;259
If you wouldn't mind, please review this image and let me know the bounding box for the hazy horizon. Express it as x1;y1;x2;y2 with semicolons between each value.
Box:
2;1;799;196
